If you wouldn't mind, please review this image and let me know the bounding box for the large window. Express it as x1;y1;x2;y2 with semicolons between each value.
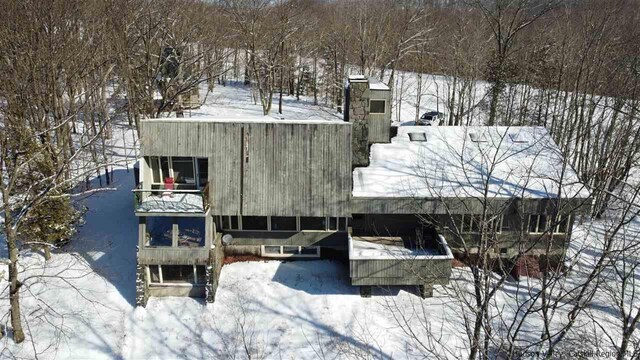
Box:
146;217;173;246
148;157;208;188
162;265;195;283
147;265;206;285
197;158;208;188
145;216;205;247
455;214;503;234
271;216;297;231
216;216;346;232
177;217;205;247
369;99;386;114
528;214;571;235
171;157;195;185
300;217;326;231
242;216;268;231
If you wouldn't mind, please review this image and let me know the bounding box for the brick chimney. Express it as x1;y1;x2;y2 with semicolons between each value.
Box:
346;76;371;167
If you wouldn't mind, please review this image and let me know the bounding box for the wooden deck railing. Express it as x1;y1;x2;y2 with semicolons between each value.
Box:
132;183;211;213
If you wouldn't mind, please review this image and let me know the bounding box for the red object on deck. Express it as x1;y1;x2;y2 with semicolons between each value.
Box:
164;177;175;190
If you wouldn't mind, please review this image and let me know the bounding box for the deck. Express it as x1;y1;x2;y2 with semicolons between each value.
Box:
133;185;210;215
348;235;453;287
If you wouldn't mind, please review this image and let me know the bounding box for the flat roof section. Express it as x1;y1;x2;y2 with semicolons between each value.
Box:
348;235;453;261
353;126;590;200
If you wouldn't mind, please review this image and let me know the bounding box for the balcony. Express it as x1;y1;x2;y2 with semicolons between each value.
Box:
133;184;210;215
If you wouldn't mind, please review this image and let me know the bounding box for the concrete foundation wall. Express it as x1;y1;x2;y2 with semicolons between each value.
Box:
148;284;205;297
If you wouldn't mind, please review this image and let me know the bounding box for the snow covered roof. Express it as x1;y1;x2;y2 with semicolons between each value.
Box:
353;126;590;199
142;117;350;125
347;75;390;91
367;77;390;91
348;235;453;260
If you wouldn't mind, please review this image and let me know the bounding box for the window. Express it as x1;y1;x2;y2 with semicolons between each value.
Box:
555;215;571;234
282;246;299;255
271;216;297;231
264;245;281;254
149;265;161;283
147;265;206;285
261;245;320;258
148;157;202;187
162;265;195;283
500;215;511;232
146;217;206;247
151;156;161;183
177;217;205;247
528;214;548;234
160;157;170;182
197;158;208;188
300;217;326;231
196;265;206;284
328;217;338;231
457;214;503;234
461;214;480;233
146;217;173;246
340;217;349;232
300;247;320;255
172;157;195;185
221;216;240;230
242;216;268;231
369;99;386;114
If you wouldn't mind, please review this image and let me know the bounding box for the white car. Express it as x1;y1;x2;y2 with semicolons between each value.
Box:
417;111;445;126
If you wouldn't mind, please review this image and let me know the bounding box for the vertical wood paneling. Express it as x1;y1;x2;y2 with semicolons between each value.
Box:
141;119;352;217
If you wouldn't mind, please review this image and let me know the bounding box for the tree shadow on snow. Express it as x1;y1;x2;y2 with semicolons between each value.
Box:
66;168;139;307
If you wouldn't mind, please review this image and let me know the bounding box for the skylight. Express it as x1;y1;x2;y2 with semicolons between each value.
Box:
509;133;529;143
408;132;427;142
469;132;487;143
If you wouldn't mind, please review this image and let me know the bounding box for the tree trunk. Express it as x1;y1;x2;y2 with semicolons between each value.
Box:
6;225;25;343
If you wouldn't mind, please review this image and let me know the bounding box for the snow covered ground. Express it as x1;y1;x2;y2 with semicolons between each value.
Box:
184;82;344;122
1;166;632;358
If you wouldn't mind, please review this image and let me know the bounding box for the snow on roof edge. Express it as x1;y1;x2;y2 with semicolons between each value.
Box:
143;117;349;125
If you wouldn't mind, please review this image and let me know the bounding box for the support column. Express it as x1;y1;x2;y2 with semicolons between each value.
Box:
135;247;148;307
418;284;433;299
360;285;372;298
205;263;215;303
172;217;178;247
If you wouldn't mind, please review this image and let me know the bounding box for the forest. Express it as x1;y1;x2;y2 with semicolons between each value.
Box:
1;0;640;358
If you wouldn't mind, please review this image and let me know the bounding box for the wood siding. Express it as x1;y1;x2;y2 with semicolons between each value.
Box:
349;258;452;286
137;247;212;265
140;120;352;217
368;89;391;143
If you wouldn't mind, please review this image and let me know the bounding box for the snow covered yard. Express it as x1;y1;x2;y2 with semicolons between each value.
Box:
1;167;638;359
126;260;440;359
0;168;461;359
184;81;343;122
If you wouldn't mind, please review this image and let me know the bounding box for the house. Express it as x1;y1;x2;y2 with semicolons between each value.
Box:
132;76;590;305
